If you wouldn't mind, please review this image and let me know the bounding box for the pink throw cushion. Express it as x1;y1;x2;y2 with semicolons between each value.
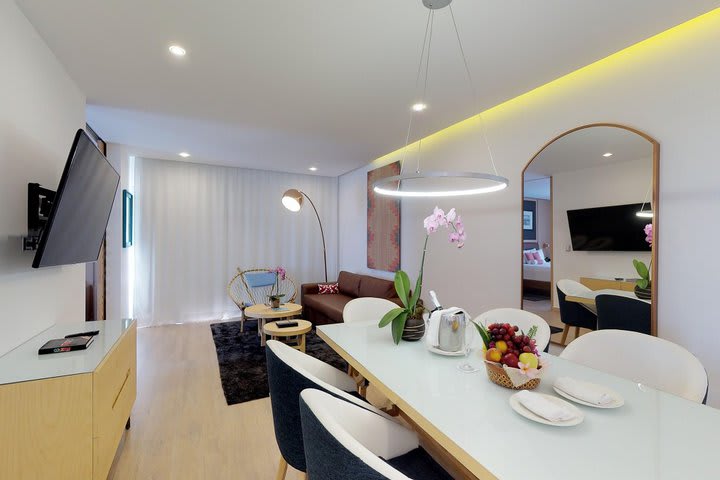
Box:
318;282;339;295
524;252;535;262
531;252;544;264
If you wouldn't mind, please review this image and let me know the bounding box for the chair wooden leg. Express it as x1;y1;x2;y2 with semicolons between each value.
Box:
275;457;288;480
574;326;580;339
560;325;570;345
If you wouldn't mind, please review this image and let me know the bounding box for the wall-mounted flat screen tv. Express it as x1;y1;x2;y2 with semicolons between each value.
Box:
32;129;119;268
567;203;652;252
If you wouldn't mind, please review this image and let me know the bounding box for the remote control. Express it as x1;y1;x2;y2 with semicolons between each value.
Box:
65;330;100;338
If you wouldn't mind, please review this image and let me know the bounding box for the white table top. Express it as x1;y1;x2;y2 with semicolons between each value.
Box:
575;288;651;305
0;319;135;385
318;322;720;480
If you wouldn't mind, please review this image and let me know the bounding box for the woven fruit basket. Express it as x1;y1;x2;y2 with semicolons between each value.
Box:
484;361;541;390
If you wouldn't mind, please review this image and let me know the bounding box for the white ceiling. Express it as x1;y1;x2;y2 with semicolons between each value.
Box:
17;0;719;176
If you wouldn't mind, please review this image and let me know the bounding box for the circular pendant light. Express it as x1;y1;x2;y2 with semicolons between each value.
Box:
373;171;508;197
374;0;509;198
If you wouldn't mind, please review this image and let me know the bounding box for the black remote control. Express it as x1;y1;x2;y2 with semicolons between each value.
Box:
65;330;100;338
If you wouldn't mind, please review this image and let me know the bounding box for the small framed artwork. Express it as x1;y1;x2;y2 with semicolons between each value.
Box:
523;211;534;230
523;199;537;241
122;190;133;248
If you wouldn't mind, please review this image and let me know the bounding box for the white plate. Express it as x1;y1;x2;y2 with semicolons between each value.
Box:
553;385;625;409
427;345;470;357
509;392;584;427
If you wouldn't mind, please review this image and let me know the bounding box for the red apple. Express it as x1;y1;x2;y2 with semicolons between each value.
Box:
502;353;519;368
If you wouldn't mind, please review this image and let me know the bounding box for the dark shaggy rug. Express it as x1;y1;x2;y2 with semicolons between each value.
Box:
210;319;348;406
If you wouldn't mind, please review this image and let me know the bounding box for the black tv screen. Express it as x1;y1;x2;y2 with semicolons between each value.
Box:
32;129;119;268
567;203;652;252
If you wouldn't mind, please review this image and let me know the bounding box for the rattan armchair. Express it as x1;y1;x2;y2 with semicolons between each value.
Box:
227;267;298;332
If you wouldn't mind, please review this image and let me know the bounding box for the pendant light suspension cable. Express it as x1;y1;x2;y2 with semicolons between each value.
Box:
637;178;654;217
375;0;509;198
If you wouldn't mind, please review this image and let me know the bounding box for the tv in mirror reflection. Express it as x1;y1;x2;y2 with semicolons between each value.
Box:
32;129;120;268
567;203;652;252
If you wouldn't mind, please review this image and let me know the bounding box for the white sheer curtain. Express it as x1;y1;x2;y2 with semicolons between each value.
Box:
133;158;338;327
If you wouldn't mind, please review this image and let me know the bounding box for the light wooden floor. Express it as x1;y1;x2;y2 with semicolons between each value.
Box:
109;322;303;480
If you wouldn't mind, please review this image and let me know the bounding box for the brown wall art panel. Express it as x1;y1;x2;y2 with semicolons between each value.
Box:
367;162;401;272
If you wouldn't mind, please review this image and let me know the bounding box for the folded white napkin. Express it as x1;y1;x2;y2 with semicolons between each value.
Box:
554;377;613;405
514;390;576;422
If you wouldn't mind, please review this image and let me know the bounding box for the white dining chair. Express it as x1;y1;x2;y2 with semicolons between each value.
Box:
561;329;708;403
343;297;400;324
475;308;552;353
299;389;453;480
342;297;400;397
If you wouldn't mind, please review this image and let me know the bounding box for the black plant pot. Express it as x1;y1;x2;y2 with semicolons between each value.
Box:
402;316;425;341
634;285;652;301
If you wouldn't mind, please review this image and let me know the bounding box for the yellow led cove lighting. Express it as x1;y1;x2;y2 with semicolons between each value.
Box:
372;8;720;169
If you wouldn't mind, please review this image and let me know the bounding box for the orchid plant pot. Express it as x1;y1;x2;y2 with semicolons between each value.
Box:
401;315;426;341
268;297;281;309
634;284;652;301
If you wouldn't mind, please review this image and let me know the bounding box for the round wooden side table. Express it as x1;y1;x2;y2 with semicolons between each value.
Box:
263;319;312;352
243;303;303;346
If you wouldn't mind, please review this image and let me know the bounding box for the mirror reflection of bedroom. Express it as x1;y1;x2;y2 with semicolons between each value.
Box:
522;125;656;348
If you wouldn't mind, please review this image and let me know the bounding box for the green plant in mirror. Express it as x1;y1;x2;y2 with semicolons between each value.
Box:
633;259;650;289
633;223;653;289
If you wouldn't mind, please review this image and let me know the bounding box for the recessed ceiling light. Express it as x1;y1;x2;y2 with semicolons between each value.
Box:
169;45;186;57
412;103;427;112
308;167;318;171
603;152;613;157
178;152;190;158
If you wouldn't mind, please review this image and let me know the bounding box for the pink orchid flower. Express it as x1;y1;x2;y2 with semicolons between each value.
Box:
423;215;439;234
274;267;287;280
644;223;653;246
432;206;448;226
445;208;457;224
518;362;539;379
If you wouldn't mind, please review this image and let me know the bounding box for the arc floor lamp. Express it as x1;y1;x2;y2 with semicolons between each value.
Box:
282;189;328;282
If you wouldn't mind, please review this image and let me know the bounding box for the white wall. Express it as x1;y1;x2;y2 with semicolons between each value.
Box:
0;0;86;355
552;157;652;304
338;11;720;405
105;144;133;321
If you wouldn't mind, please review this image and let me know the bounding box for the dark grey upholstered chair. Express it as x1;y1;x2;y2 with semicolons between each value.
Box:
265;339;376;479
595;294;651;335
299;389;453;480
556;279;597;345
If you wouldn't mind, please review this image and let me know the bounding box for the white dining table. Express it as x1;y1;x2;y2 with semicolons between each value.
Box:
317;322;720;480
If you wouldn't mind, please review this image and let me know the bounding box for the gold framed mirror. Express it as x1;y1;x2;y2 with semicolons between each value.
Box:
521;124;659;344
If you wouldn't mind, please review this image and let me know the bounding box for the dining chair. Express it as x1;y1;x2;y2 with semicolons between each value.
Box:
227;267;298;332
342;298;400;394
475;308;552;353
561;329;708;403
556;279;597;345
299;389;453;480
595;294;651;335
266;339;382;480
343;297;400;324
